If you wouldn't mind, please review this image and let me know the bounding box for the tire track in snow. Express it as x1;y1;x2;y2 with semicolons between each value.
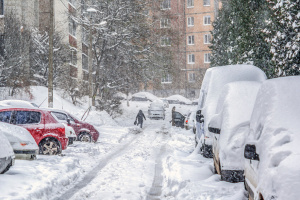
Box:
146;142;167;200
53;134;140;200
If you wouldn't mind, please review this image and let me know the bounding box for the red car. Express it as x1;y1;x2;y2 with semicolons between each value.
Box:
47;109;99;143
0;108;68;155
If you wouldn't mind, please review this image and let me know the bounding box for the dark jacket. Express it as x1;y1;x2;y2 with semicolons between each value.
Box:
136;110;146;123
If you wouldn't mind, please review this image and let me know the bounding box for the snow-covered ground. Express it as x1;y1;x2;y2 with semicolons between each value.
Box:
0;87;247;200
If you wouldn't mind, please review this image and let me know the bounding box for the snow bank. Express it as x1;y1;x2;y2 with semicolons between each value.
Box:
0;100;36;108
245;76;300;200
131;92;159;102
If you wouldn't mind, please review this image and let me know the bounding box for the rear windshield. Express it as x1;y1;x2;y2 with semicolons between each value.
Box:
13;111;41;124
0;111;12;123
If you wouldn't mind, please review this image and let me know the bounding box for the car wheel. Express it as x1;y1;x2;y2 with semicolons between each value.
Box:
79;132;92;142
0;159;13;174
39;138;61;155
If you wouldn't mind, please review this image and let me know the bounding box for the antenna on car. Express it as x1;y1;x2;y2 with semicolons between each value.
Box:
38;97;48;108
81;106;92;121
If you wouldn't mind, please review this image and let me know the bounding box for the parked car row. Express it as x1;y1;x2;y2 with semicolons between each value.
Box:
195;64;300;200
0;101;100;174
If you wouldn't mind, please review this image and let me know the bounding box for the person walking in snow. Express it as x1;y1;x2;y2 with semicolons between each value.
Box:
135;110;146;128
171;106;176;126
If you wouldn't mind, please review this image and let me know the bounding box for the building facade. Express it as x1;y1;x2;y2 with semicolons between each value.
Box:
150;0;221;99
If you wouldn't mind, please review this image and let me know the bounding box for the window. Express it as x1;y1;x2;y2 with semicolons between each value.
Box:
14;111;41;125
204;53;211;63
0;111;12;123
70;48;77;66
82;54;88;71
189;73;196;82
160;18;170;28
69;18;77;36
187;0;194;8
187;17;194;27
162;73;172;83
204;34;211;44
204;16;211;25
161;37;171;46
188;54;195;64
188;35;194;45
203;0;210;6
0;0;4;15
161;0;170;10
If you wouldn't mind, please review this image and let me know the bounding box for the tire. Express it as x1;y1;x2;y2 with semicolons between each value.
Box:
39;138;61;155
0;159;13;174
79;132;92;143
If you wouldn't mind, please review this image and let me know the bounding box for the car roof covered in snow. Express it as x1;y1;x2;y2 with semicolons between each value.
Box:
201;64;267;139
131;92;159;101
166;95;192;104
247;76;300;200
0;100;37;108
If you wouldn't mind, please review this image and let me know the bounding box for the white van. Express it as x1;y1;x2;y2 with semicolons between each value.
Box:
244;76;300;200
195;65;266;158
208;81;261;182
148;102;165;120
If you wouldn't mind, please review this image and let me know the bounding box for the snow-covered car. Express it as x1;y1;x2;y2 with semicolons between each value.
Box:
166;95;192;105
184;111;196;133
0;131;15;174
244;76;300;200
195;65;266;158
0;100;38;108
148;102;165;120
0;122;39;160
208;82;261;182
131;92;159;102
50;110;77;145
161;99;169;108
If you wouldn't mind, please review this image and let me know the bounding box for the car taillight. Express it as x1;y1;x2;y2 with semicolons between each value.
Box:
20;142;28;146
57;127;65;135
185;120;188;123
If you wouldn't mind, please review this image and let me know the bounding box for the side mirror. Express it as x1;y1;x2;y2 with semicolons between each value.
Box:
208;127;220;134
244;144;259;161
67;118;71;126
196;110;202;122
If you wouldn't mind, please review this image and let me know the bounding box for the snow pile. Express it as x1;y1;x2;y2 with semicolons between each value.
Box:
201;65;267;145
166;95;192;104
245;76;300;200
0;122;38;151
209;81;261;170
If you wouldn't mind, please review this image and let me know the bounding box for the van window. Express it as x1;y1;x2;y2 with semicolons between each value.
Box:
0;111;12;123
15;111;41;124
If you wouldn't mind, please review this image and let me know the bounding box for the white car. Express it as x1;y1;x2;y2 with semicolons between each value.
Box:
49;110;77;145
195;65;267;158
148;102;165;120
184;111;196;133
244;76;300;200
161;99;169;108
0;131;15;174
208;81;261;182
0;122;38;160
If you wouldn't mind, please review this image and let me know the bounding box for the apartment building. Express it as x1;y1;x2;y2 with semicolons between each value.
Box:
151;0;221;99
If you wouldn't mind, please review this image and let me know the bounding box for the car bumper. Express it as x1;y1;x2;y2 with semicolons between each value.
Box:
14;149;38;160
68;136;77;145
60;137;69;150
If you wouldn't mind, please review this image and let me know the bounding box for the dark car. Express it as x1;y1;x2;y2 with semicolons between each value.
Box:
0;108;68;155
50;110;99;143
172;111;185;128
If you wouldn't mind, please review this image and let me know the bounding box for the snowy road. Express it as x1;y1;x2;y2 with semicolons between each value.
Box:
0;101;247;200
